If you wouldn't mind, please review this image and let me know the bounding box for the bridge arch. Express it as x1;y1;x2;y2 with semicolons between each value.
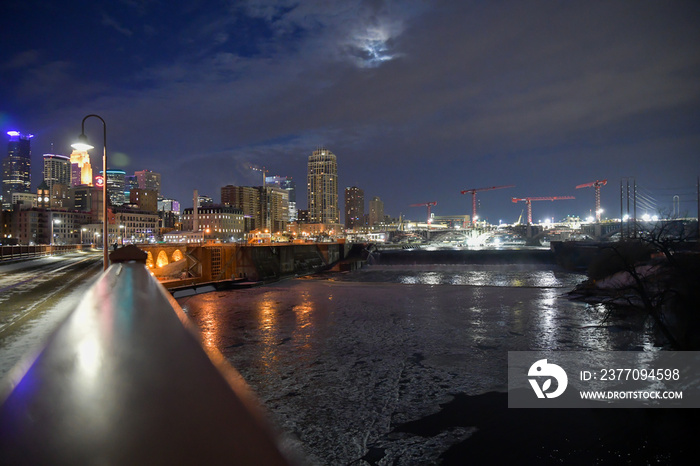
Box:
156;250;169;268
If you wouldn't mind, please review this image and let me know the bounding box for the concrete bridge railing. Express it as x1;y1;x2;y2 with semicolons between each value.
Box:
0;253;291;465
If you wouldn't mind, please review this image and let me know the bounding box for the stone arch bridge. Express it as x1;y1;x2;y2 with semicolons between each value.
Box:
137;242;353;288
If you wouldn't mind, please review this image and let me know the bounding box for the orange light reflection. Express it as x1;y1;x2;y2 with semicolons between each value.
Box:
197;299;221;351
257;294;279;369
292;291;314;351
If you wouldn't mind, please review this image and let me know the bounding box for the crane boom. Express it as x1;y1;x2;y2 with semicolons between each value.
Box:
575;179;607;189
409;201;437;222
250;165;269;186
460;184;514;225
576;179;607;222
511;196;575;225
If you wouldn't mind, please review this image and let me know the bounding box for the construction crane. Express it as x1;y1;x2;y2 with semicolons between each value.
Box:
409;201;438;224
576;179;607;222
511;196;575;225
250;165;269;186
460;185;515;225
410;201;437;240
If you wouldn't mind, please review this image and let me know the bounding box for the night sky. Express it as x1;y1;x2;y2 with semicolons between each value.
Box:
1;1;699;224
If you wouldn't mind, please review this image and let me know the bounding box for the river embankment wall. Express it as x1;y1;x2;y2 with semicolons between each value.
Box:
158;242;366;289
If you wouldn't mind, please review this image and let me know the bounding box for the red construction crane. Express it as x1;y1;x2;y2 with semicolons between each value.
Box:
511;196;575;225
460;185;515;225
409;201;438;225
576;179;607;222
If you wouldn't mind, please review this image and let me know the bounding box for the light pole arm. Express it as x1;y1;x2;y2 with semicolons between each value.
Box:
81;114;107;148
80;114;108;270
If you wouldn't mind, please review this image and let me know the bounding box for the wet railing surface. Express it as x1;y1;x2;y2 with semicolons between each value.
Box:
0;261;290;465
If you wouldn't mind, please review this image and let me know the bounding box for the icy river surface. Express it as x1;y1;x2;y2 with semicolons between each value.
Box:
179;264;681;465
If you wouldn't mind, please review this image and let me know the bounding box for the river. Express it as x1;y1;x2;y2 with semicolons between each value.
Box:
179;263;694;465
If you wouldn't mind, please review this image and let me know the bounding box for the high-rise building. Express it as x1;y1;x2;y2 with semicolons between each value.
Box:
369;196;384;227
307;148;338;224
266;176;297;221
102;169;126;206
344;186;364;229
2;131;33;210
221;185;263;232
70;149;92;187
135;170;161;197
43;154;71;191
266;186;289;233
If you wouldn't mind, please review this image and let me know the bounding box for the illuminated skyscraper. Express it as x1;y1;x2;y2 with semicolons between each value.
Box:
43;154;71;191
2;131;33;210
307;148;338;224
70;149;93;187
344;186;364;229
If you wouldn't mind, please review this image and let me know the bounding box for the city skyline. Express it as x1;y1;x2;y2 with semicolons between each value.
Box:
2;128;698;227
1;1;699;223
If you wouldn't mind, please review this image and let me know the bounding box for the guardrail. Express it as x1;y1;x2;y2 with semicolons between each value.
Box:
0;244;83;261
0;249;291;465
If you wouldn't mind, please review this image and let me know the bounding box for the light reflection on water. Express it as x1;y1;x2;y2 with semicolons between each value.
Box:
292;290;314;351
193;299;221;352
181;263;661;463
369;264;580;289
182;264;657;364
257;293;280;368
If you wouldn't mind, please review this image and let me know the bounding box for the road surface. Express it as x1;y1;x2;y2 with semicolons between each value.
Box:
0;251;104;378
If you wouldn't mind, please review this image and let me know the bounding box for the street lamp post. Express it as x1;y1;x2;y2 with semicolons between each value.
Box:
72;114;108;271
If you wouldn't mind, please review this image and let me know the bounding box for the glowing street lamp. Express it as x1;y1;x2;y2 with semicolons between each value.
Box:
72;114;108;270
51;218;61;245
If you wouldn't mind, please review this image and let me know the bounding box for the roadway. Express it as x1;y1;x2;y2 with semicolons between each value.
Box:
0;250;104;378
